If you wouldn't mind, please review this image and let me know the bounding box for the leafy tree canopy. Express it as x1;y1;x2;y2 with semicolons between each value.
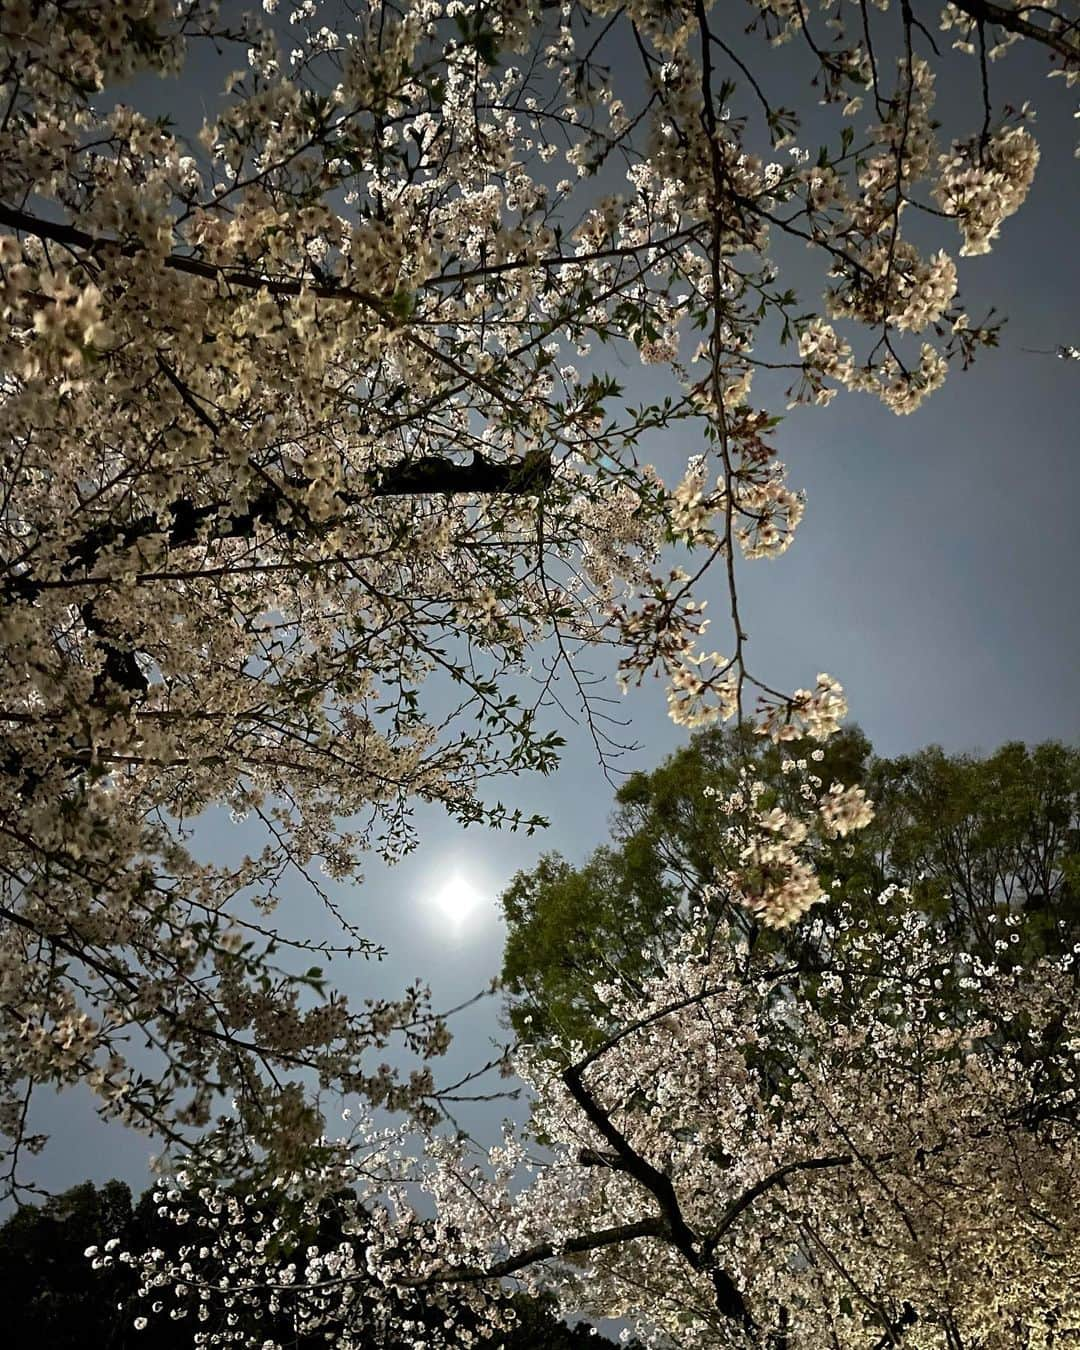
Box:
501;731;1080;1049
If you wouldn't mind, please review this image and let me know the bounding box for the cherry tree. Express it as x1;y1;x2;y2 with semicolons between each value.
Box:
126;781;1079;1347
0;0;1077;1316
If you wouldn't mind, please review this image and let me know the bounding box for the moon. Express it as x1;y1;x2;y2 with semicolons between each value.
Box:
430;872;485;928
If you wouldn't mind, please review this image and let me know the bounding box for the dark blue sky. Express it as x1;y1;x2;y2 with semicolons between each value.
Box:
20;2;1079;1197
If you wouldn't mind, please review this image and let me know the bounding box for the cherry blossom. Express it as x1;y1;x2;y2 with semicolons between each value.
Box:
0;0;1076;1313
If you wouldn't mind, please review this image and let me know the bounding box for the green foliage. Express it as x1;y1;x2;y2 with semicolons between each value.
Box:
500;847;674;1049
501;724;873;1048
500;729;1080;1052
863;740;1080;962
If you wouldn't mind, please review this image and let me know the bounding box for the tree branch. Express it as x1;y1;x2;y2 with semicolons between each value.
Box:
562;1059;752;1327
0;203;387;310
0;203;545;417
412;1216;667;1285
2;451;553;606
703;1152;854;1255
946;0;1079;64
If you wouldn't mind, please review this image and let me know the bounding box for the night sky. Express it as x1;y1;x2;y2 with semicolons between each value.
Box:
17;2;1080;1197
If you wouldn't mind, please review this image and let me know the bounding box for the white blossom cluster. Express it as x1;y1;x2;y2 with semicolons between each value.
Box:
125;900;1080;1348
694;738;875;927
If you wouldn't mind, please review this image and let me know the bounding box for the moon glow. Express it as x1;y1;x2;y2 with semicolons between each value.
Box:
431;873;484;927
